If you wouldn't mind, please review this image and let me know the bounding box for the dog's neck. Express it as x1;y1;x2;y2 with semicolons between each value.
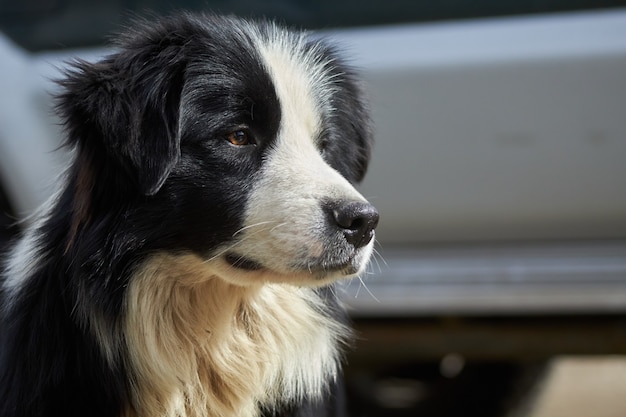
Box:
121;252;346;417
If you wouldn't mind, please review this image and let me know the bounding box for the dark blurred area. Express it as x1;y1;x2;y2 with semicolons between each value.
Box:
1;0;626;51
0;184;16;252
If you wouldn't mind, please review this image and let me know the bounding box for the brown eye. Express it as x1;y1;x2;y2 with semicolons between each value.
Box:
226;130;251;146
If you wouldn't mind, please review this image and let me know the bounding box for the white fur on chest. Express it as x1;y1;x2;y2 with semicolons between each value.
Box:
123;253;348;417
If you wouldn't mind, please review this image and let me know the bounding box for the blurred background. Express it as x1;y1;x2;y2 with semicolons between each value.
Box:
1;1;626;416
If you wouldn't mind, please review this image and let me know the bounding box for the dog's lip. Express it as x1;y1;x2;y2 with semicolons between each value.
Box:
224;253;265;271
223;252;357;277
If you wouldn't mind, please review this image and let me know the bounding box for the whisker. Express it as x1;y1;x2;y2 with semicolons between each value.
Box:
327;284;339;299
227;253;249;269
206;221;283;263
270;222;288;232
371;251;384;274
232;220;277;237
357;275;380;303
341;276;355;293
205;243;239;263
373;242;388;267
354;279;362;298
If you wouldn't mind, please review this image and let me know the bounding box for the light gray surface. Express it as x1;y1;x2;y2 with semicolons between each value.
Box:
335;10;626;244
341;241;626;316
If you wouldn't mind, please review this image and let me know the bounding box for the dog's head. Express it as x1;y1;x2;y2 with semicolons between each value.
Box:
57;13;378;286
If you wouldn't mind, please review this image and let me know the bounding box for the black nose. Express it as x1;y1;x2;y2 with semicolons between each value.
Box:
330;200;379;249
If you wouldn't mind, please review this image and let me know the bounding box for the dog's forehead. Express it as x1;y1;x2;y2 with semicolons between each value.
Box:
262;50;317;138
253;32;334;148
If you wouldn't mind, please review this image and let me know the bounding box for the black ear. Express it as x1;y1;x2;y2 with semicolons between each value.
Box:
57;41;186;196
309;38;374;184
343;77;374;184
326;62;374;184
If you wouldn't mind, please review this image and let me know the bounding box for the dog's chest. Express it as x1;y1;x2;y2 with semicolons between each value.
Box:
123;254;347;417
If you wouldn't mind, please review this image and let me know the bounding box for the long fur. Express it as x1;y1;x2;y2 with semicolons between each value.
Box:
0;13;375;417
124;253;348;417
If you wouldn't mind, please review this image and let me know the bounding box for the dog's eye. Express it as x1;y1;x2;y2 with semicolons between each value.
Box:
226;130;252;146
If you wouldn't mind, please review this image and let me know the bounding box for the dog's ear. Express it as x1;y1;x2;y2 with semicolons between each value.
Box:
326;65;374;184
344;80;373;184
57;43;186;196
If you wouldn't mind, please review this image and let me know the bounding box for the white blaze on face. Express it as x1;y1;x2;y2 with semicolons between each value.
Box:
209;30;373;286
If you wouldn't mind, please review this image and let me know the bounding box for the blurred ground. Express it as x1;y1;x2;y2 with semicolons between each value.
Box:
522;356;626;417
346;354;626;416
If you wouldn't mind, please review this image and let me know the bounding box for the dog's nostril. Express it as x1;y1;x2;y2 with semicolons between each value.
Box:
331;201;379;249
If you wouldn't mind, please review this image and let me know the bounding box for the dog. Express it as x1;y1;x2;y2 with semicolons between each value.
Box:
0;12;378;417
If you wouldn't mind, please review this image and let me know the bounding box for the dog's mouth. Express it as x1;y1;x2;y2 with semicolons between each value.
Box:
224;253;265;271
223;252;357;277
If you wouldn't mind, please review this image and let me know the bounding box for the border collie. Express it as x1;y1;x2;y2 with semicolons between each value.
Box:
0;12;378;417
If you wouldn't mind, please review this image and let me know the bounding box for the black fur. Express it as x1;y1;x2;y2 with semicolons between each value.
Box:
0;13;372;417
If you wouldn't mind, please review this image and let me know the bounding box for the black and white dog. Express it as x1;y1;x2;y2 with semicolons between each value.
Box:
0;12;378;417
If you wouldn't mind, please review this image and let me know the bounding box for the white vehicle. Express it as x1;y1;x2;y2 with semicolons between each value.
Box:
2;3;626;415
